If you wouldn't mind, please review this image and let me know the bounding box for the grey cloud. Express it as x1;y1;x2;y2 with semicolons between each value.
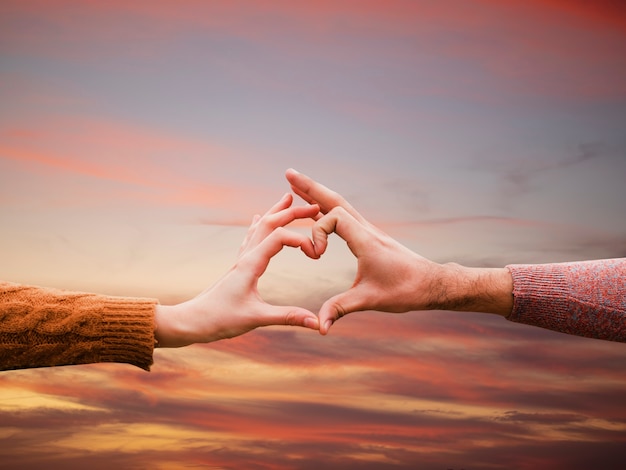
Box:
473;141;608;209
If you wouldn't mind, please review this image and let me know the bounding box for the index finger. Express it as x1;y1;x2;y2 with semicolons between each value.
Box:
240;227;317;278
285;168;366;223
312;206;370;257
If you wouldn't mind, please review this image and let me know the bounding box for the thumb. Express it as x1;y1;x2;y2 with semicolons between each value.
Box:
260;304;320;331
318;287;366;335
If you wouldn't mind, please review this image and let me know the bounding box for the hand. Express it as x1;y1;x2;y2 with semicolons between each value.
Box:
286;169;513;334
286;169;438;333
154;193;321;347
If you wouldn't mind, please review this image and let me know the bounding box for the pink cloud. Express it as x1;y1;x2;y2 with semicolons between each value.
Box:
0;116;278;219
1;2;625;468
2;0;624;104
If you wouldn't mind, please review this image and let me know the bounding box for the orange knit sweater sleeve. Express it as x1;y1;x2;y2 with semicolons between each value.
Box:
0;281;158;371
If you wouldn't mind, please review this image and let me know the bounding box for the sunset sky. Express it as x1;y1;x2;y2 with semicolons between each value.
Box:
1;1;626;468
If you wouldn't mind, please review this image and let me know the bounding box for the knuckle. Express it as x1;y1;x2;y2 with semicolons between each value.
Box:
273;226;287;237
335;305;346;319
284;310;299;326
328;206;347;217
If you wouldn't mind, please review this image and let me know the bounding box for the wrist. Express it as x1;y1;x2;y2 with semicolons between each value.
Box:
154;302;195;348
431;263;513;315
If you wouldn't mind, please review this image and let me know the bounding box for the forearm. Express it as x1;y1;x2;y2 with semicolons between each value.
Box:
428;263;514;316
427;258;626;342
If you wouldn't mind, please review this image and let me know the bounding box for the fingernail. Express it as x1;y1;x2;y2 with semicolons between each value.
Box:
304;317;319;330
323;319;333;332
288;168;299;174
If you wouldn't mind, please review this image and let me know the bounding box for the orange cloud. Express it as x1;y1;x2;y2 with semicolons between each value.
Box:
2;309;626;469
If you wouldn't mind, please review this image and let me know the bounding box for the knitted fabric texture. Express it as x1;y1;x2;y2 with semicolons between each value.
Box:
0;281;157;371
506;258;626;342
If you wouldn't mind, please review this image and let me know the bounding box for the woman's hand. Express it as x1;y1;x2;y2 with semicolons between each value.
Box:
154;193;320;347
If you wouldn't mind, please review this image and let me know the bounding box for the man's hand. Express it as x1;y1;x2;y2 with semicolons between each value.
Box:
286;169;513;335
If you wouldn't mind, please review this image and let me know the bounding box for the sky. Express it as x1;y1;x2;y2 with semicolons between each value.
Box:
1;0;625;468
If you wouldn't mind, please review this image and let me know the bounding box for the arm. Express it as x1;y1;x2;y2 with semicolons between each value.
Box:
310;205;514;319
286;169;626;342
0;282;157;371
285;169;512;330
1;193;321;370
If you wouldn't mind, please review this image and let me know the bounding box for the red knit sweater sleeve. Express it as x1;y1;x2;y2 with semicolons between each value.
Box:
0;281;158;371
506;258;626;342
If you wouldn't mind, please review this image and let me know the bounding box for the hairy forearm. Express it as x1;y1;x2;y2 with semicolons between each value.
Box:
427;263;514;316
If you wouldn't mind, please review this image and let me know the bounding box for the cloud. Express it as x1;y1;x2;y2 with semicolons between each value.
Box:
2;389;624;470
3;310;626;469
503;142;606;196
0;116;281;219
2;2;625;469
477;142;607;204
536;0;626;32
2;0;625;106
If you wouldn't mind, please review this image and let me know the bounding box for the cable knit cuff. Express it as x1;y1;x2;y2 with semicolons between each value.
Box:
0;282;158;371
98;296;158;371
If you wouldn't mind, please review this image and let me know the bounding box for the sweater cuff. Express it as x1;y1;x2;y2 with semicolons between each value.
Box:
99;296;158;371
506;264;571;333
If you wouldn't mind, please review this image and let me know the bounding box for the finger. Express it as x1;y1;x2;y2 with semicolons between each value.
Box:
242;204;319;258
238;214;262;256
286;168;345;214
256;304;320;331
317;288;366;335
241;203;319;257
311;214;334;256
289;183;317;206
242;227;317;278
262;204;319;231
285;168;366;223
312;207;369;257
263;192;293;217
